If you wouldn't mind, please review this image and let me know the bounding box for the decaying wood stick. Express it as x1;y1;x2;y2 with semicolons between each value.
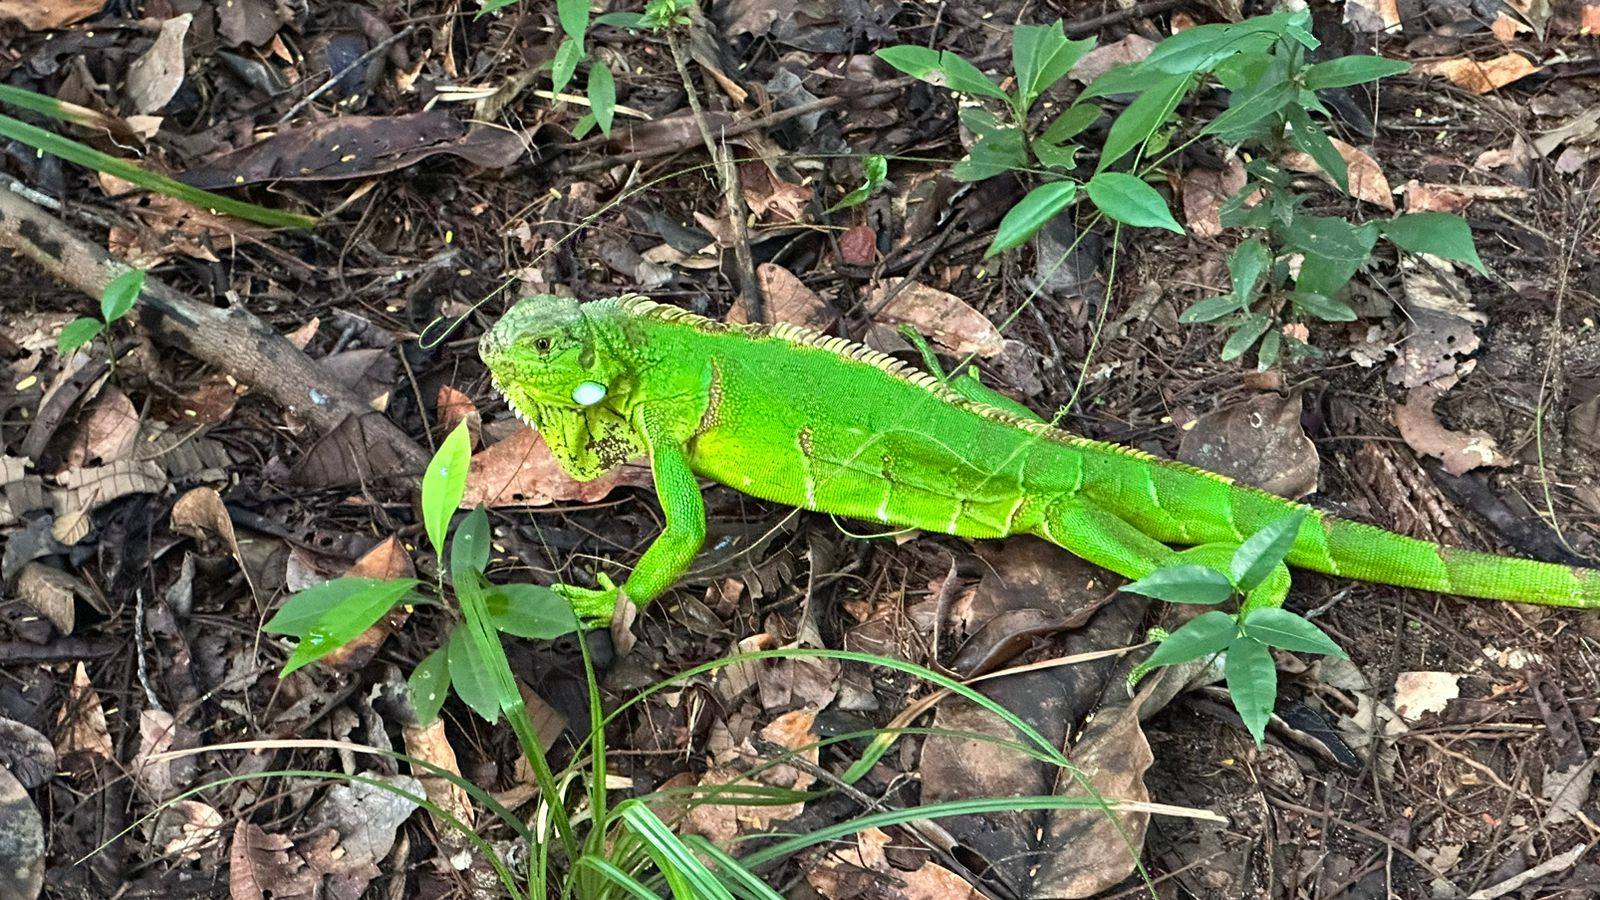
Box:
0;180;429;472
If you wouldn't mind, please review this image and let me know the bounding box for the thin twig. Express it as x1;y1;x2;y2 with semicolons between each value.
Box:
665;31;763;320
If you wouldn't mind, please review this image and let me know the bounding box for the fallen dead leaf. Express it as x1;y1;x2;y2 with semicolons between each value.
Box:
839;223;877;266
728;263;838;331
1283;138;1393;209
133;709;199;802
1181;161;1247;239
218;0;283;47
149;799;222;861
16;562;80;634
807;827;984;900
0;762;44;900
867;279;1004;358
0;0;100;29
1070;34;1155;84
1490;12;1529;40
128;15;193;114
1415;53;1540;94
402;718;474;832
1393;670;1461;720
56;662;114;761
52;459;168;544
435;384;481;443
739;161;813;225
1394;385;1510;476
1344;0;1402;32
683;710;818;843
300;773;422;896
62;383;139;468
1388;258;1483;389
229;821;318;900
0;719;56;789
1178;391;1320;499
463;426;651;508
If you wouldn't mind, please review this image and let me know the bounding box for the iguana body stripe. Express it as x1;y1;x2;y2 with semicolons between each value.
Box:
480;294;1600;619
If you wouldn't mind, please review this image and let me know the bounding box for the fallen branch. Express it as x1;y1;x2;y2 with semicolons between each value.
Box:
0;178;429;473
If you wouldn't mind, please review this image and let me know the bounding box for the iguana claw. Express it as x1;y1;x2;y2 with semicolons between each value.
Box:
552;572;623;624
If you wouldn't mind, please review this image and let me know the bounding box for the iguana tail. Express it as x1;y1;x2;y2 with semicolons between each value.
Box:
1288;512;1600;609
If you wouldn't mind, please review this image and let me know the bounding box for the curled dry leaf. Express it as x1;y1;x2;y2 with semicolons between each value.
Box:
1393;385;1510;476
1393;670;1461;721
1415;53;1540;94
1388;258;1483;388
728;263;838;331
1282;138;1393;209
16;562;80;635
1181;161;1248;239
150;799;224;861
1179;392;1320;499
463;426;651;508
127;14;193;114
867;279;1004;358
56;662;114;761
839;223;877;266
52;459;168;545
402;718;474;832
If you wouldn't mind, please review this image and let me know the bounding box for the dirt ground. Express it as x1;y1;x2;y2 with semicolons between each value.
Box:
2;0;1600;897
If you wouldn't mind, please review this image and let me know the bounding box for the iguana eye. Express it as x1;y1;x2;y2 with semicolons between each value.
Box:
534;337;552;353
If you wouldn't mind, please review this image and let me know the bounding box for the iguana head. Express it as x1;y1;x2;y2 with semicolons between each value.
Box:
479;295;644;479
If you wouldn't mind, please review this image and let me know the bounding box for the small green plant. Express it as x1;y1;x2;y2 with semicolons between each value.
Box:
877;11;1484;369
58;268;145;357
478;0;647;138
829;154;889;211
1120;510;1347;745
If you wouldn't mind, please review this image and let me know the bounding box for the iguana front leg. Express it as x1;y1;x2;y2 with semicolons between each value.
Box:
553;411;706;622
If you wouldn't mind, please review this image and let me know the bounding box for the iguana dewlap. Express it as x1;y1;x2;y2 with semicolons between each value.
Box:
480;293;1600;621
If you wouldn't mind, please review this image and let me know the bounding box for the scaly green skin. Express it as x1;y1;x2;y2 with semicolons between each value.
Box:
480;294;1600;621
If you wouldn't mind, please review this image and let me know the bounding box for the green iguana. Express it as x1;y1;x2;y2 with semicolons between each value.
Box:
479;293;1600;622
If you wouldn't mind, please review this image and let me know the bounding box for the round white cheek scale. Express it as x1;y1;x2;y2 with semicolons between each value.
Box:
572;381;608;407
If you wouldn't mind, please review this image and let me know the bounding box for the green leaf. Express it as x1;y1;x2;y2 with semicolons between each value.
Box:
408;646;451;724
1256;329;1282;370
1304;55;1410;90
1098;74;1190;171
951;127;1028;181
557;0;590;42
1081;62;1149;99
0;113;316;229
264;577;421;636
478;0;519;13
100;269;144;324
1229;510;1307;592
1039;103;1101;144
1283;213;1377;297
1012;21;1094;113
487;584;581;639
1291;291;1356;321
1224;634;1276;745
1141;13;1294;76
279;579;419;675
1286;106;1348;192
1178;295;1243;324
1034;140;1080;170
422;420;473;564
985;181;1078;257
450;505;490;581
570;111;598;140
447;624;502;722
1085;172;1183;234
1381;212;1485;274
57;317;103;356
1201;78;1295;141
1144;609;1238;669
1227;238;1271;304
595;11;648;28
829;154;887;212
874;46;1006;100
587;61;615;136
1220;313;1271;361
1242;607;1348;658
1121;564;1236;604
552;36;583;95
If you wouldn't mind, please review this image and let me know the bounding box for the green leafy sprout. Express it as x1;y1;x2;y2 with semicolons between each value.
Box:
1120;510;1348;746
58;268;145;357
874;10;1483;369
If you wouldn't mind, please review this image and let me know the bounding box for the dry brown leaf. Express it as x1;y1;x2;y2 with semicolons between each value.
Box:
56;663;114;761
684;710;818;843
1402;181;1527;213
229;821;317;900
463;426;650;508
133;709;198;802
52;460;168;544
435;384;480;438
16;563;79;634
218;0;283;47
1393;671;1461;720
63;385;139;468
1344;0;1401;32
402;718;474;831
1584;3;1600;34
128;14;192;114
285;318;320;350
728;263;838;332
0;0;100;29
740;162;813;224
1282;138;1393;208
1415;53;1540;94
1393;385;1510;476
1181;161;1247;239
867;279;1004;358
839;223;877;266
807;827;984;900
1178;392;1320;499
1070;34;1155;84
